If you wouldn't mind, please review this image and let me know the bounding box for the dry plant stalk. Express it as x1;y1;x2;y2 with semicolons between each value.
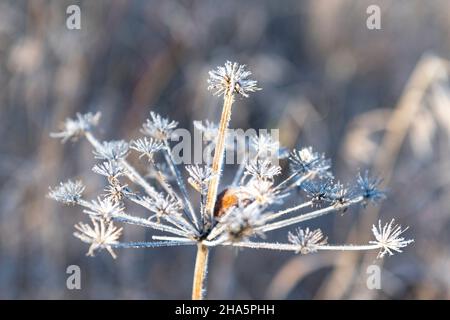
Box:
318;54;449;299
48;61;413;300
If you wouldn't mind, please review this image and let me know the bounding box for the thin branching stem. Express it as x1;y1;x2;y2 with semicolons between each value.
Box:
120;160;160;197
256;196;364;233
163;216;198;236
163;142;199;230
150;160;181;200
78;198;193;238
152;235;195;242
78;136;197;236
206;223;228;241
112;212;190;237
273;171;312;193
224;241;381;252
232;152;248;186
261;201;313;224
200;192;206;230
126;193;199;236
314;244;382;251
203;235;231;246
112;240;196;249
272;172;299;191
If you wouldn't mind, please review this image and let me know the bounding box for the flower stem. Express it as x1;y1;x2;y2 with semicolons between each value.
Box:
256;196;364;233
221;241;381;252
162;142;199;230
261;201;313;224
192;243;210;300
205;92;235;221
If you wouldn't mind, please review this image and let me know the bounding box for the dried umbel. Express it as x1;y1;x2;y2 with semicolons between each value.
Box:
49;61;413;299
207;61;261;97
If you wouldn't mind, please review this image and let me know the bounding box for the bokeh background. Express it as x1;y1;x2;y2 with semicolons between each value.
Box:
0;0;449;299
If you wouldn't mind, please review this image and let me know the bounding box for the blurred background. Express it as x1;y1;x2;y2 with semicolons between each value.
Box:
0;0;449;299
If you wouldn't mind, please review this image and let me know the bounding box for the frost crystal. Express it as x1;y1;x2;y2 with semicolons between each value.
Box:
49;180;85;205
51;112;101;143
370;219;414;258
208;61;261;98
74;218;123;259
288;228;328;254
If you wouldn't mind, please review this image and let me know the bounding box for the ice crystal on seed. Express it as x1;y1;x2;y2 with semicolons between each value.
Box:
328;181;352;207
250;132;288;160
92;161;124;181
221;203;266;241
244;159;282;181
51;112;101;143
289;147;332;179
141;111;178;141
143;193;183;221
356;171;386;205
186;165;214;193
207;61;261;98
370;219;414;258
288;228;328;254
74;218;123;259
301;179;335;207
103;183;133;204
130;137;163;161
83;197;124;219
241;179;285;206
93;140;129;161
48;180;85;205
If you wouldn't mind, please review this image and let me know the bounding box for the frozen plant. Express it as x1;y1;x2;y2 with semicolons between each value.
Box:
49;61;413;299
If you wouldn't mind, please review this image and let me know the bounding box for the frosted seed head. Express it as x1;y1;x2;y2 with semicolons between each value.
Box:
130;137;163;161
143;193;183;220
83;197;124;219
250;133;287;160
186;164;214;192
207;61;261;98
92;161;125;182
48;180;85;205
74;218;123;259
356;171;386;206
301;179;335;207
220;203;266;241
288;227;328;254
289;147;332;180
370;219;414;258
93;140;129;161
50;112;101;143
240;179;287;206
103;183;133;204
328;181;353;207
141;112;178;141
244;159;282;181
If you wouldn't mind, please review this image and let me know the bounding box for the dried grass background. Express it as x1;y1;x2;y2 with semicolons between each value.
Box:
0;0;449;299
